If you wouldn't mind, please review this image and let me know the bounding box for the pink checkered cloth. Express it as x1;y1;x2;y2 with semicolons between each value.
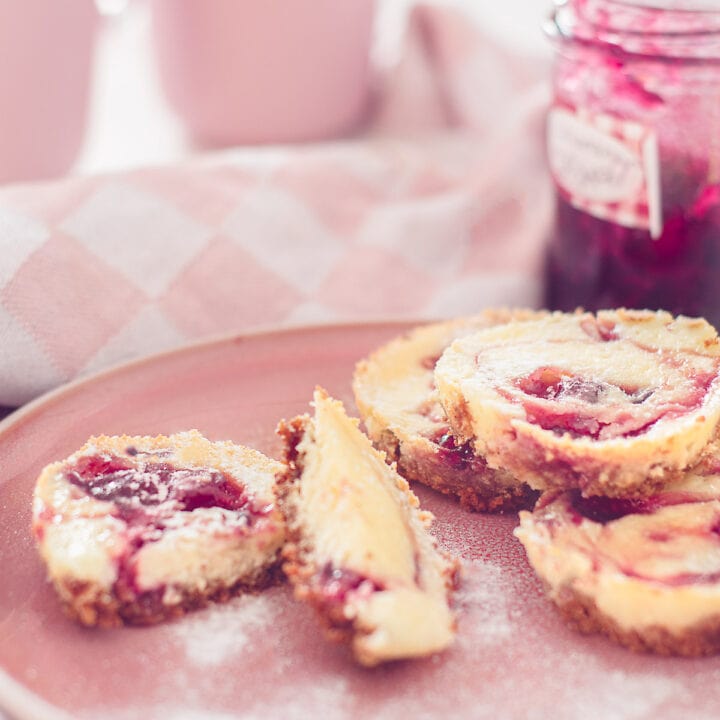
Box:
0;4;552;407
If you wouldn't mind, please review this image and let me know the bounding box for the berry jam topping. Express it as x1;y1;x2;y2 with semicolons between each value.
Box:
65;454;250;515
510;362;714;440
63;452;272;595
429;429;486;471
515;367;649;405
567;489;698;525
569;492;658;524
317;564;383;605
61;452;273;548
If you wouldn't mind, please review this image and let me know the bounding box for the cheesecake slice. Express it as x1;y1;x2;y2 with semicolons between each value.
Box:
277;388;459;666
352;310;541;511
32;430;285;627
435;309;720;498
515;439;720;655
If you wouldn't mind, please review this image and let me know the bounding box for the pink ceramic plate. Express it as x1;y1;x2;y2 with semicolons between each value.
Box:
2;322;720;720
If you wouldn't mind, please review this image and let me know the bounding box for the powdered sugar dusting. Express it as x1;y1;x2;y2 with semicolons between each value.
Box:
100;708;243;720
455;558;513;647
262;674;352;720
173;592;275;666
163;712;240;720
557;657;686;720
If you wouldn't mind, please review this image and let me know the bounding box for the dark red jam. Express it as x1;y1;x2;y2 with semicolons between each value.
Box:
569;491;658;523
64;452;266;597
512;360;715;440
429;428;484;471
515;367;652;406
65;454;250;519
317;564;383;605
512;367;657;439
517;367;604;404
568;488;697;525
544;0;720;329
546;179;720;330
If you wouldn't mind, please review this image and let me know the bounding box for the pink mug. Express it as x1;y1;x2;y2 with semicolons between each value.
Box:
150;0;376;146
0;0;97;184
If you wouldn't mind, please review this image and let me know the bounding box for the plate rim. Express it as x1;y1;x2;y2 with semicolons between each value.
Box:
0;674;72;720
0;318;419;442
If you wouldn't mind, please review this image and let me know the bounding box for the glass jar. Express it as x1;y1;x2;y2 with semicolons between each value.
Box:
544;0;720;327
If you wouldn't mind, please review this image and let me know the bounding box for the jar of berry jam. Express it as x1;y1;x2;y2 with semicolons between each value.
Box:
544;0;720;327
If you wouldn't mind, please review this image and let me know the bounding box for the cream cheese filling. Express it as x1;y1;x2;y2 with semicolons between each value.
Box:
295;390;455;661
42;517;124;590
135;513;283;593
297;396;418;583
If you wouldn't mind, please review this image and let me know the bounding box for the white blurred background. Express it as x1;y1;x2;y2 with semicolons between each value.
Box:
77;0;550;176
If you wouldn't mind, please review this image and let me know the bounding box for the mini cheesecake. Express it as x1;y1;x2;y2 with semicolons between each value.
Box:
435;309;720;498
32;431;285;627
352;310;542;511
515;440;720;655
277;388;459;666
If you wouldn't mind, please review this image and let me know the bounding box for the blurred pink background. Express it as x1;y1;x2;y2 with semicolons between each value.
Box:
74;0;548;176
0;0;553;408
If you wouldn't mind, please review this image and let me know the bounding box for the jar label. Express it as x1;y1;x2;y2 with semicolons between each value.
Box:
547;105;662;238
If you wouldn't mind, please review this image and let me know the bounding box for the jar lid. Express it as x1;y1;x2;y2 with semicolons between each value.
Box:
549;0;720;60
624;0;720;10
